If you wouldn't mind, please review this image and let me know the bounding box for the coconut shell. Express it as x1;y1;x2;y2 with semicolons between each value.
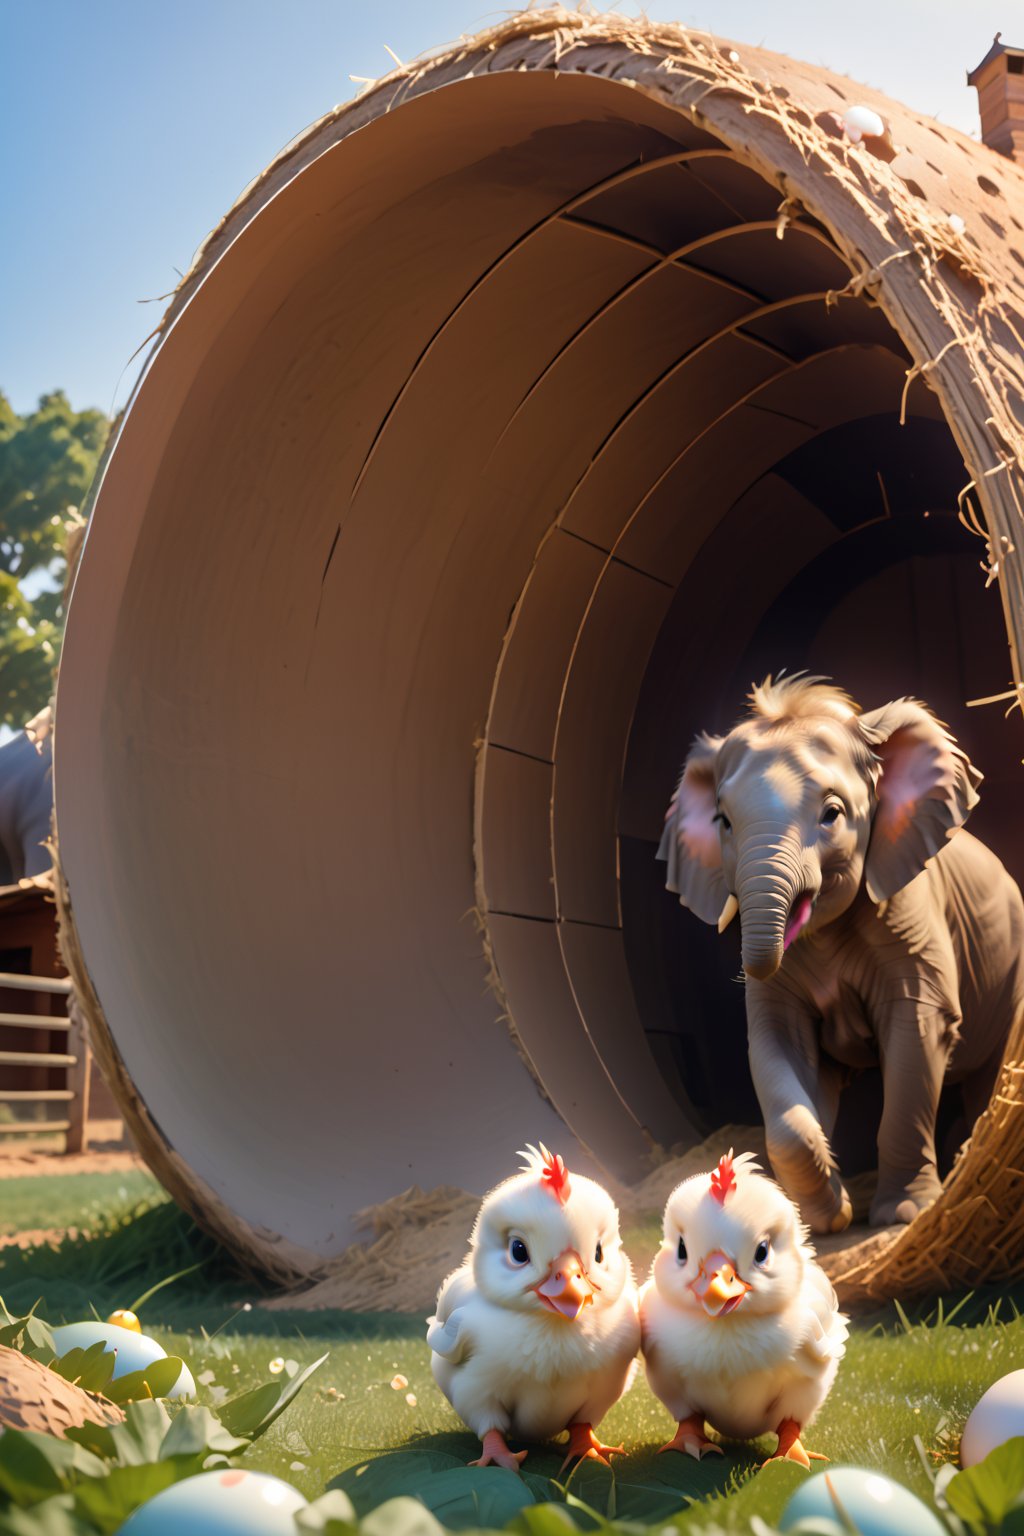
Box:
0;1344;124;1437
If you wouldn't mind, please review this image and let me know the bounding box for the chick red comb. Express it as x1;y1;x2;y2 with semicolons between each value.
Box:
709;1150;737;1206
519;1143;572;1205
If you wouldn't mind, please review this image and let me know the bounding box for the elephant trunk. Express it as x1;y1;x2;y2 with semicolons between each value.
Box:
736;832;808;981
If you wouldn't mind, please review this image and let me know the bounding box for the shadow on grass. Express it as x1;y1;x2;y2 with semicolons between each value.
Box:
327;1432;763;1530
0;1197;416;1339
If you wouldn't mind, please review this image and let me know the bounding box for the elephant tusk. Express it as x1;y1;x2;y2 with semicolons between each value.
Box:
717;893;739;934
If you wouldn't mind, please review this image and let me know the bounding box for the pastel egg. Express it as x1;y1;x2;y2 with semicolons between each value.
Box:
50;1320;196;1399
116;1469;307;1534
961;1369;1024;1466
780;1467;946;1536
842;105;886;143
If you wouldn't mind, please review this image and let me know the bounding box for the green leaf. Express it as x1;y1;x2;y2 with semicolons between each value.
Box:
510;1506;584;1536
328;1452;464;1515
214;1379;282;1438
0;1430;106;1507
159;1405;249;1460
104;1356;186;1405
361;1498;447;1536
71;1461;183;1533
945;1437;1024;1531
0;1493;95;1536
49;1342;116;1395
66;1398;173;1468
0;1296;57;1361
600;1482;686;1524
407;1466;537;1531
217;1352;326;1441
296;1490;359;1531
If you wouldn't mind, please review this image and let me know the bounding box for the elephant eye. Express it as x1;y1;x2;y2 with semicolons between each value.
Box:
820;803;843;827
713;810;732;833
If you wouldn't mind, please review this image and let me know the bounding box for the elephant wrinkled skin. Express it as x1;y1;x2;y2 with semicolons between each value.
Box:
660;675;1024;1233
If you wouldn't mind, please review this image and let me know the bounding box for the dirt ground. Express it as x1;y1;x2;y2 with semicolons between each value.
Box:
0;1119;142;1179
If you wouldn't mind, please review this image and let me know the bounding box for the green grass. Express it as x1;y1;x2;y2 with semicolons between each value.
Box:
0;1169;161;1237
130;1298;1021;1529
3;1174;1023;1530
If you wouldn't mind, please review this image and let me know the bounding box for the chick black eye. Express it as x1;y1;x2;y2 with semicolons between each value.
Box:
677;1236;687;1264
595;1242;603;1264
820;803;842;828
713;811;732;833
510;1237;529;1265
754;1238;770;1266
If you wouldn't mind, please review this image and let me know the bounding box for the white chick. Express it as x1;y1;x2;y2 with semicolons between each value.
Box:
639;1151;847;1468
427;1144;640;1472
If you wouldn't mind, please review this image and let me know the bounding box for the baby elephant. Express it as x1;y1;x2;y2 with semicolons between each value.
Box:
660;675;1024;1233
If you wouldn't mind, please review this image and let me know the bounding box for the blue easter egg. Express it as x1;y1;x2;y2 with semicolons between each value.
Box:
50;1321;196;1398
116;1470;307;1534
780;1467;946;1536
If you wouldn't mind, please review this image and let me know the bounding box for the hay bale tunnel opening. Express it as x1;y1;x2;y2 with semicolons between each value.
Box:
55;44;1022;1286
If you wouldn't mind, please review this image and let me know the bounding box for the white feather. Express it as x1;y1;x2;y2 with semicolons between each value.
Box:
427;1160;640;1444
640;1158;847;1444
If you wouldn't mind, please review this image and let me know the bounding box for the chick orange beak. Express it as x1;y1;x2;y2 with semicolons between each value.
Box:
689;1250;751;1318
534;1250;595;1321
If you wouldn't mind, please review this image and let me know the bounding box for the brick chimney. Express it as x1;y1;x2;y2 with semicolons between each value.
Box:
968;33;1024;160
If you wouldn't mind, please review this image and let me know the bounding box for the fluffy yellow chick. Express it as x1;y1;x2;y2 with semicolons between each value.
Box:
427;1144;640;1472
639;1150;847;1468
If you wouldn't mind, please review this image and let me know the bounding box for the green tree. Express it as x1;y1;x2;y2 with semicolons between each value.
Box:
0;390;108;730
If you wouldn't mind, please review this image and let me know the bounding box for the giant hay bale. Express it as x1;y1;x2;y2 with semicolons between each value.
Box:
55;10;1024;1305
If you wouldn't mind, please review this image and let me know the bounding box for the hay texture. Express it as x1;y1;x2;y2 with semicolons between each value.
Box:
54;8;1024;1307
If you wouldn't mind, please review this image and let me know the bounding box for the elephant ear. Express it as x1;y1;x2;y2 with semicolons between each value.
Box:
856;699;982;902
658;734;728;925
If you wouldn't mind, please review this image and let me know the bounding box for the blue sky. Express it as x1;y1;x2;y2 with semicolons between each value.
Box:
1;1;1011;419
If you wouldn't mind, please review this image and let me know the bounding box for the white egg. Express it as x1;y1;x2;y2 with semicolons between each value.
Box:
50;1321;196;1399
781;1466;946;1535
843;105;886;143
961;1369;1024;1466
116;1469;307;1534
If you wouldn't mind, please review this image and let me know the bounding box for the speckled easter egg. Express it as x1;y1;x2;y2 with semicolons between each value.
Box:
780;1467;946;1536
116;1470;307;1534
961;1369;1024;1466
50;1320;196;1398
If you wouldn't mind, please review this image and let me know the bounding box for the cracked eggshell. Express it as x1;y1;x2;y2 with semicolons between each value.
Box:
780;1467;946;1535
961;1369;1024;1466
50;1320;196;1399
116;1469;307;1534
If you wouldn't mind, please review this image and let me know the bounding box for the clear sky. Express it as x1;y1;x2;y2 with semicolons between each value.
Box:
1;1;1011;420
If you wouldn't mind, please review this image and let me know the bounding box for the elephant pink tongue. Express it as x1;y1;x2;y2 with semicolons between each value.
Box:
784;894;814;950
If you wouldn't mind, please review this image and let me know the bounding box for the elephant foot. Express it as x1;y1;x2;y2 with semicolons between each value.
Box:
767;1115;851;1235
870;1166;942;1227
792;1171;852;1235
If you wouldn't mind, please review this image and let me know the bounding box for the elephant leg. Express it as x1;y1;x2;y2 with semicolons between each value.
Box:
871;1007;955;1227
816;1057;844;1140
961;1041;1006;1127
747;1002;852;1235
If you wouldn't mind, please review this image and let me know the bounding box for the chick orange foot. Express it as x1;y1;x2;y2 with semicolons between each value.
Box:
659;1415;724;1460
471;1430;528;1472
762;1418;828;1470
560;1421;624;1472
